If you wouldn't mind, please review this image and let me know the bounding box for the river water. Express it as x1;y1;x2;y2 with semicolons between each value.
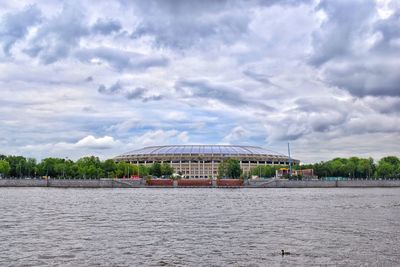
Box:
0;188;399;266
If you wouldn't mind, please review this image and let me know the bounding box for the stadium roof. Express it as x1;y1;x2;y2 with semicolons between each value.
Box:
118;145;285;157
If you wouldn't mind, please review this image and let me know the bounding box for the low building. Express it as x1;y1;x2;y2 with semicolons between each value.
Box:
115;145;300;179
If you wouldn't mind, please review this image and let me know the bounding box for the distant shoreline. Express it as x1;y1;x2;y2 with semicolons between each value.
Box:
1;178;400;188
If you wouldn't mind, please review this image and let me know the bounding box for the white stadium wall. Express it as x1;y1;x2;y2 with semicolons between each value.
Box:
115;145;299;179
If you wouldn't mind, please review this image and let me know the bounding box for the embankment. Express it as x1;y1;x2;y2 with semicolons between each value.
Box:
1;179;400;188
0;179;142;188
248;179;400;188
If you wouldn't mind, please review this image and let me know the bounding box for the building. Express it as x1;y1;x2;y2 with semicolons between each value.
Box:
275;168;315;179
115;145;299;179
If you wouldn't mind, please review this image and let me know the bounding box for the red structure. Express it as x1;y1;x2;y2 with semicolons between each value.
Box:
147;179;173;186
217;179;243;187
178;179;211;187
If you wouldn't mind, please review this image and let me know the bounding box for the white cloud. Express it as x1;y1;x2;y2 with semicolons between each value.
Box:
178;131;189;142
223;126;250;143
130;130;189;147
75;135;119;149
18;135;120;160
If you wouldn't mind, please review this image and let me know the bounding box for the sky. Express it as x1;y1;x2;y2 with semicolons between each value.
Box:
0;0;399;163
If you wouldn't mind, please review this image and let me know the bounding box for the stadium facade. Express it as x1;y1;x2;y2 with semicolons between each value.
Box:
115;145;299;179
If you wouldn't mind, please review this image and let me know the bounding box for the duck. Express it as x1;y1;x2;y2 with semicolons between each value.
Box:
281;249;291;256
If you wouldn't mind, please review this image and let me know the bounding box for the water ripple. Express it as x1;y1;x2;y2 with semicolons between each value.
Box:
0;188;399;266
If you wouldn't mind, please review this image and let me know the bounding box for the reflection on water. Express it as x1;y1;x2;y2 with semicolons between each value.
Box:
0;188;399;266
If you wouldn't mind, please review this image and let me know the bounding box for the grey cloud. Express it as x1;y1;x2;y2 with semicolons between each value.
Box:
82;106;96;113
176;79;247;106
256;0;312;6
125;87;146;99
364;96;400;114
175;79;274;110
294;97;349;132
127;0;312;50
75;47;169;71
267;96;400;144
310;0;400;97
143;95;163;102
25;3;89;64
373;11;400;53
242;69;279;87
322;60;400;97
264;97;354;142
98;81;123;95
310;0;376;66
129;0;250;49
0;5;42;55
91;19;122;35
126;87;163;102
98;81;163;102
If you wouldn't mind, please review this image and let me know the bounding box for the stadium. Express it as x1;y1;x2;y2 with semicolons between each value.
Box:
115;145;299;179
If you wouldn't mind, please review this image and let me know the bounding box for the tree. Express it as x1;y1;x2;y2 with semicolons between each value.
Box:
5;156;27;177
250;165;275;178
376;161;393;178
102;159;117;177
25;158;36;177
218;158;241;179
114;162;137;178
380;156;400;166
375;156;400;179
149;162;162;177
0;160;11;177
161;163;174;176
138;164;149;177
76;156;104;179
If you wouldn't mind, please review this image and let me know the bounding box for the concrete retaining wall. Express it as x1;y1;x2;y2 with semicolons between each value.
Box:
48;179;114;188
275;180;337;188
0;179;47;187
0;179;134;188
1;178;400;188
338;180;400;187
248;179;400;188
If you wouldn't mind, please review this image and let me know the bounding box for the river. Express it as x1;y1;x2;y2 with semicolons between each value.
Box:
0;188;399;266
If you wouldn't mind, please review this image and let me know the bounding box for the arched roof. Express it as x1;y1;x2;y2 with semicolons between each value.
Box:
118;145;285;157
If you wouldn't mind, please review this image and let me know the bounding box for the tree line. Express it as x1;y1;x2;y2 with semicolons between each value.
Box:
247;156;400;179
0;154;399;179
310;156;400;179
0;155;173;179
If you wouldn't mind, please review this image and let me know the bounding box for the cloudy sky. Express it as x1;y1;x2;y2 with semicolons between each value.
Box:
0;0;399;163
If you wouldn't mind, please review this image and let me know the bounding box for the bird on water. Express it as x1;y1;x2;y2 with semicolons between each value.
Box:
281;250;291;256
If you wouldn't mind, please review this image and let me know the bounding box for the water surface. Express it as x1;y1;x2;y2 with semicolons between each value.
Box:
0;188;399;266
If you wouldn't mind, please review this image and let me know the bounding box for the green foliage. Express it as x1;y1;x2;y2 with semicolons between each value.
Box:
138;164;149;177
376;156;400;178
115;162;140;178
149;162;162;177
313;156;399;179
102;159;117;177
0;160;11;177
75;156;104;179
249;165;276;178
218;158;241;179
148;162;174;177
0;154;398;179
161;163;174;176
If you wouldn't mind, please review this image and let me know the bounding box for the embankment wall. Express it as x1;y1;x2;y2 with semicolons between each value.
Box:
1;179;400;188
248;179;400;188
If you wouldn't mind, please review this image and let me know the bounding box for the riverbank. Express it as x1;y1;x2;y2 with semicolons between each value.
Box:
1;178;400;188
